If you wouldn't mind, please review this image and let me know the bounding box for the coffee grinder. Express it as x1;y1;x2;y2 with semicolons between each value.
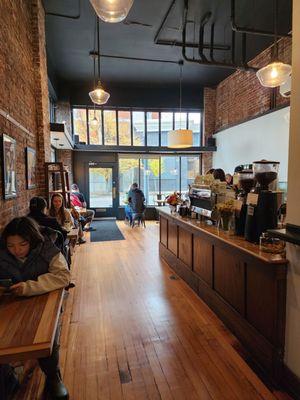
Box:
235;170;255;236
244;160;280;243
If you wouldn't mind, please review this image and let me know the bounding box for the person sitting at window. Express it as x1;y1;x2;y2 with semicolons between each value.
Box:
49;193;86;245
70;183;96;232
128;183;145;215
0;217;70;399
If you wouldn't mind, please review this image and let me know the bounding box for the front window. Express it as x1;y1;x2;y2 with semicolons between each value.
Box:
119;155;200;206
73;108;87;143
103;110;117;145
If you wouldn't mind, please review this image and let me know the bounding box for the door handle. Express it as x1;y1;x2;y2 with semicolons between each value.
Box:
112;187;116;199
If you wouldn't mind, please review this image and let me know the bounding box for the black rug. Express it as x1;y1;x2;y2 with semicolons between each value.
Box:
90;220;125;242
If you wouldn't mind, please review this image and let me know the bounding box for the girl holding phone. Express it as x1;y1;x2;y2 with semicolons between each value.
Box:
0;216;70;399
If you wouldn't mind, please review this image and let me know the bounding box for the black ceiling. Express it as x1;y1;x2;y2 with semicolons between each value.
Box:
43;0;292;108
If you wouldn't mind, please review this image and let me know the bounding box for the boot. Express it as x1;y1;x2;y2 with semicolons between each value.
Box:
45;371;69;400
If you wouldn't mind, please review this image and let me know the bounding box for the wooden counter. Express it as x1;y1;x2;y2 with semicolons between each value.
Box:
157;207;288;383
0;289;64;364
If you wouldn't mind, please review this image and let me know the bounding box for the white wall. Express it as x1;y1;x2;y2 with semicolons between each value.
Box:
213;107;290;182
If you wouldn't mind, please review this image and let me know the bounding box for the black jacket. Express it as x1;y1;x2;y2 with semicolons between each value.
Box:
28;211;67;240
129;188;145;213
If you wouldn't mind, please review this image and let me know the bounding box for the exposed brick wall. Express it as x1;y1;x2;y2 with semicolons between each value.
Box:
203;37;292;171
202;88;216;173
0;0;50;230
215;37;291;132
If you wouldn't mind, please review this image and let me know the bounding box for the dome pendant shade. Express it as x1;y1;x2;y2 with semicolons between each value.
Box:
90;0;134;23
168;129;193;148
89;82;110;105
256;62;292;88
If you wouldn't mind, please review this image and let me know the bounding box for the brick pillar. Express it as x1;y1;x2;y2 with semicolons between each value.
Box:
202;87;216;173
31;0;51;195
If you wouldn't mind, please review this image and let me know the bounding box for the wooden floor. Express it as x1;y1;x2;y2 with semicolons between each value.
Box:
19;221;292;399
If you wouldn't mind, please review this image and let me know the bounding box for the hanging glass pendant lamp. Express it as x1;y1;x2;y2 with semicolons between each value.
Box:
89;81;110;105
90;104;100;128
90;0;134;23
256;0;291;88
89;17;110;105
168;61;193;149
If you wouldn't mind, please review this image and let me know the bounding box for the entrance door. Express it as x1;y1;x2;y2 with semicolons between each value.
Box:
88;163;118;217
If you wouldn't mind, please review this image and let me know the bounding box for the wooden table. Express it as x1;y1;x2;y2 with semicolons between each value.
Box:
0;289;64;364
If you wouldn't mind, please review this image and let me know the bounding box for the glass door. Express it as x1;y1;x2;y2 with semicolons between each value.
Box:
88;163;118;217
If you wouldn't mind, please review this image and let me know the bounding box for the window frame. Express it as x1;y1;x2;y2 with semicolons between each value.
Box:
72;106;204;151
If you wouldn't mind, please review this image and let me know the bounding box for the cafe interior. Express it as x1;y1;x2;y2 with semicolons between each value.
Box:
0;0;300;399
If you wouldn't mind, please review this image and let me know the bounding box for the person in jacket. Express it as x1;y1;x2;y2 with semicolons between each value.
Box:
49;193;86;245
70;183;96;231
48;194;73;232
128;183;146;214
0;217;70;399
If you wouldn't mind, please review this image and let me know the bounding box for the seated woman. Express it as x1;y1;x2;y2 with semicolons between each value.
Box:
49;193;86;244
28;196;67;239
0;217;70;399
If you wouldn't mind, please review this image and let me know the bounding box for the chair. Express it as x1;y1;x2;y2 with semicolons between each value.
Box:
131;212;146;228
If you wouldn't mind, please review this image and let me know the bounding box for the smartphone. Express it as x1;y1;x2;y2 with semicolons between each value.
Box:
0;278;13;289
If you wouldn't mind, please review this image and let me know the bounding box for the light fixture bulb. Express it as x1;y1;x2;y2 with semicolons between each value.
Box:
256;61;292;88
90;115;99;128
90;0;134;23
89;81;110;105
168;129;193;149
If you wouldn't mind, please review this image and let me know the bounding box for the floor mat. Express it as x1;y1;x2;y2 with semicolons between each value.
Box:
90;220;125;242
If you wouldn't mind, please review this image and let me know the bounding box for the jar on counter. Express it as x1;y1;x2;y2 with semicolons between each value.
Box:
259;232;286;254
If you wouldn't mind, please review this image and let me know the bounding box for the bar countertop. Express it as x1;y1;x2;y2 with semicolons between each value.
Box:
157;207;288;265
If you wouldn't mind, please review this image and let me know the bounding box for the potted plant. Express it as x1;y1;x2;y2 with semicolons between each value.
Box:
165;192;181;213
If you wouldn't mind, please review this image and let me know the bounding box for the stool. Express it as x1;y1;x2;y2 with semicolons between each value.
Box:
131;213;146;228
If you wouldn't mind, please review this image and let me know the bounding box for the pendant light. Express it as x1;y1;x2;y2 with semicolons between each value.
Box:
90;106;100;128
89;17;110;105
256;0;291;88
90;0;134;23
168;61;193;148
89;53;100;128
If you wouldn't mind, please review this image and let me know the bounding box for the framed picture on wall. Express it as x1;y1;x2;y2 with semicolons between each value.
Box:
2;134;17;199
26;147;37;189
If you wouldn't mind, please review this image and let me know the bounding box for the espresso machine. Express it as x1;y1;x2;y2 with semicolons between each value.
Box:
244;160;281;243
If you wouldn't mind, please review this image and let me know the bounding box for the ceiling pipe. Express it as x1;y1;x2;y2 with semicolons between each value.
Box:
89;51;181;65
210;23;216;62
154;0;230;52
182;0;258;72
43;0;81;19
198;12;212;62
231;0;291;38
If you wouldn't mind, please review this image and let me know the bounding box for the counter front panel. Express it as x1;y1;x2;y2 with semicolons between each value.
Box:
158;207;287;383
